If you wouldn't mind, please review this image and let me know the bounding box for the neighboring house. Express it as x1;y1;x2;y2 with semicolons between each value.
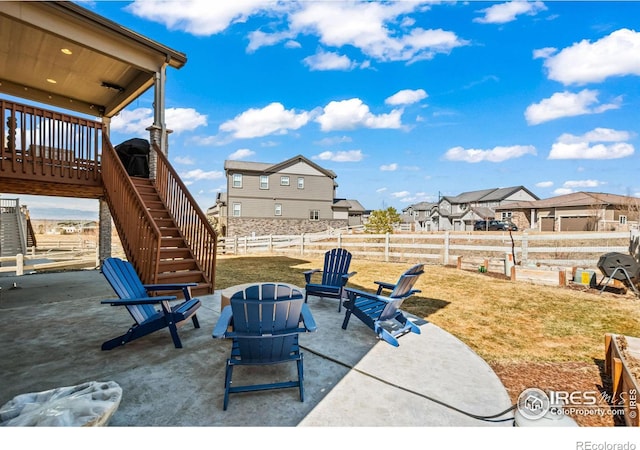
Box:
401;201;438;231
208;155;367;237
401;186;539;231
495;191;640;232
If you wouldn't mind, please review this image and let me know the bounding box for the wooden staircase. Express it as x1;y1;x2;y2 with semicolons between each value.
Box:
131;177;211;296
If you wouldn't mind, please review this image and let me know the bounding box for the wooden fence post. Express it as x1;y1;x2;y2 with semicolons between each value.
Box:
16;253;24;276
457;256;462;270
521;232;529;264
510;265;516;281
300;233;305;255
443;231;450;265
385;233;390;262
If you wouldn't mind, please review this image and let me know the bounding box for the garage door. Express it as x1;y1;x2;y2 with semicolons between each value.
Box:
560;217;591;231
540;217;555;232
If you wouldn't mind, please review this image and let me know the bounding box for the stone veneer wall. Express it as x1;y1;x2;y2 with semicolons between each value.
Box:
228;218;347;237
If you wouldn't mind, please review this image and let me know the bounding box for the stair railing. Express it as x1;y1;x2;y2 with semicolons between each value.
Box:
101;136;162;284
152;143;217;293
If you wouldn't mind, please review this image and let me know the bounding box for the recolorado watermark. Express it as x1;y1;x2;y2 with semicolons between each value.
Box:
517;387;637;421
576;442;636;450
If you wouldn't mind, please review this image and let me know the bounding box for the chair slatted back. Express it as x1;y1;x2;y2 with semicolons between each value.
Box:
322;248;352;287
389;264;424;298
102;257;156;324
230;284;304;363
379;264;424;321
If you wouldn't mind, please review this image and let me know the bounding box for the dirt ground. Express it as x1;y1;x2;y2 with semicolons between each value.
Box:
490;361;626;427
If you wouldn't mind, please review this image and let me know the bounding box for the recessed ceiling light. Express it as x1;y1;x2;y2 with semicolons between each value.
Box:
61;48;72;55
46;78;57;84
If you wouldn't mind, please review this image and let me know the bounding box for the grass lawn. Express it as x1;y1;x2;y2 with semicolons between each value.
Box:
215;254;640;426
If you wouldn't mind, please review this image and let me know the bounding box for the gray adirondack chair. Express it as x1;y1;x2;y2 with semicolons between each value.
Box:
342;263;424;347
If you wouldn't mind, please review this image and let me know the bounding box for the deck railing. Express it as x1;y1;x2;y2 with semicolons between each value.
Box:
0;99;101;184
101;138;162;284
154;143;217;292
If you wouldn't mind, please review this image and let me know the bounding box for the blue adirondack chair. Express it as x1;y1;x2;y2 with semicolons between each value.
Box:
100;257;201;350
303;248;356;312
342;263;424;347
212;283;317;410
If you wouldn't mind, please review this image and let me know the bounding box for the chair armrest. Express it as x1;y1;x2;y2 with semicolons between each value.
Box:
212;306;234;338
300;304;317;332
344;287;392;304
144;283;198;300
339;271;357;286
303;269;321;284
374;280;396;294
101;295;177;306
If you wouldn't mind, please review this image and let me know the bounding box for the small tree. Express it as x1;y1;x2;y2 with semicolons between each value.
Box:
365;207;401;234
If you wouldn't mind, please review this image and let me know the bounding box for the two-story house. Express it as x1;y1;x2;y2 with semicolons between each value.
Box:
209;155;365;237
402;186;539;231
495;191;640;232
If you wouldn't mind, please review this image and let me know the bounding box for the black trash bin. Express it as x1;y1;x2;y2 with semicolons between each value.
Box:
115;138;150;177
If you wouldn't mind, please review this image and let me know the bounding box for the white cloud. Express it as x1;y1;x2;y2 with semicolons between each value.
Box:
111;107;207;135
541;28;640;85
180;168;224;181
563;179;604;189
313;150;363;162
380;163;398;171
303;50;356;71
126;0;275;36
536;181;554;188
553;188;574;195
474;1;547;24
316;98;402;131
385;89;428;106
219;102;311;139
443;145;537;163
525;89;621;125
228;149;255;160
174;156;194;165
391;191;411;199
287;2;468;63
376;187;387;193
548;128;635;160
314;136;353;146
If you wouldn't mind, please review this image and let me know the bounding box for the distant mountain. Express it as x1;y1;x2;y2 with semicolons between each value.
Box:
27;207;98;221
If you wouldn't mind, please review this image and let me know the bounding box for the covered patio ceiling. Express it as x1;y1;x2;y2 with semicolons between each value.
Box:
0;1;186;119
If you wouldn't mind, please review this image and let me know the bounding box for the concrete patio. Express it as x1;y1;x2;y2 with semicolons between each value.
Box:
0;268;515;427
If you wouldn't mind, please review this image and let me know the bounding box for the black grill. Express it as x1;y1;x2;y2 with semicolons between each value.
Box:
597;252;640;283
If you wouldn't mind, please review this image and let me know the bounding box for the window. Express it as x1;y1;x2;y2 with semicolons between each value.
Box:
297;177;304;189
280;176;290;186
232;173;242;188
275;203;282;216
620;215;628;225
501;212;513;220
232;203;241;217
309;210;319;221
260;175;269;190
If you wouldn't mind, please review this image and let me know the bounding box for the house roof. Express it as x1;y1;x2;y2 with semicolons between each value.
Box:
403;201;437;212
224;154;337;178
0;2;186;118
495;191;639;210
443;186;537;204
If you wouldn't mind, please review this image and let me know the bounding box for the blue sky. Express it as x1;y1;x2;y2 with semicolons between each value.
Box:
8;0;640;219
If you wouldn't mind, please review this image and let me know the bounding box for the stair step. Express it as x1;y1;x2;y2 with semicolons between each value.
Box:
159;248;193;259
161;237;188;248
159;259;199;272
157;271;205;285
160;227;181;237
155;218;176;228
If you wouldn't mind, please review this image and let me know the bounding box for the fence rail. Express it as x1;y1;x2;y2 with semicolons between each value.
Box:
219;230;635;270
